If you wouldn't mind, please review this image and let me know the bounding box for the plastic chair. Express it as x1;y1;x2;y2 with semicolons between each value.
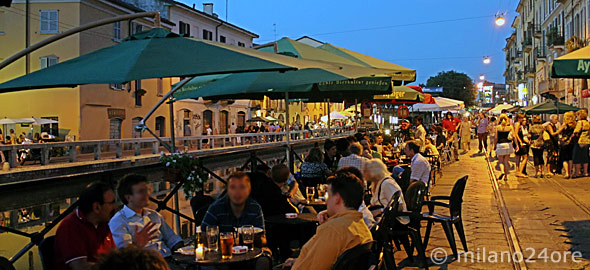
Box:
190;193;215;225
332;241;378;270
38;236;55;270
422;175;469;259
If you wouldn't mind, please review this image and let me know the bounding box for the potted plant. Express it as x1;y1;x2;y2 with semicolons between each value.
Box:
160;152;208;198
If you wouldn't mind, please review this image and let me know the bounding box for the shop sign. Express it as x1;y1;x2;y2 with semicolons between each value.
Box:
397;105;410;119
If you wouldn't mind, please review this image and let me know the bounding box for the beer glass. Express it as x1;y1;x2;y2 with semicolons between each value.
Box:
241;225;254;250
220;232;234;259
206;226;219;252
306;187;315;202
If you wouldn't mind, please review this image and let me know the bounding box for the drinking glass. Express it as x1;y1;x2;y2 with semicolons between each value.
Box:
220;232;234;259
206;226;219;252
241;225;254;251
306;187;315;202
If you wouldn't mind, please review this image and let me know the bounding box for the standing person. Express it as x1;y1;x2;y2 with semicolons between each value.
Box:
544;115;561;175
442;112;461;161
459;116;472;153
495;115;514;181
413;115;426;151
54;182;118;270
230;122;237;134
476;112;489;154
572;109;590;177
323;139;339;172
488;116;498;158
556;112;576;178
529;116;547;178
513;114;530;178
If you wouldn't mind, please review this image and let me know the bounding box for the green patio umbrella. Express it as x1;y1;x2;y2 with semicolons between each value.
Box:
0;28;354;92
318;43;416;83
522;100;579;115
173;37;414;101
551;45;590;78
373;85;425;102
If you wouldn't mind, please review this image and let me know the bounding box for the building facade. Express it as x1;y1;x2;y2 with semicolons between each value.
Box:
505;0;590;109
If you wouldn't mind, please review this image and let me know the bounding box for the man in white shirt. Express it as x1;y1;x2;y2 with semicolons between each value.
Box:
337;143;369;172
405;140;431;185
414;116;426;151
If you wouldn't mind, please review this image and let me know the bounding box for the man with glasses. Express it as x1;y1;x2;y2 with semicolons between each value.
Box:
108;174;183;268
54;182;118;270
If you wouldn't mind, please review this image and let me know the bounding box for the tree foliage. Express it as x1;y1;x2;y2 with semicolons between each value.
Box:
425;70;475;107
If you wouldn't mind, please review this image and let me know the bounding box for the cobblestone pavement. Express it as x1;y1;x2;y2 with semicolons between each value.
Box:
394;139;590;269
395;140;513;269
492;151;590;269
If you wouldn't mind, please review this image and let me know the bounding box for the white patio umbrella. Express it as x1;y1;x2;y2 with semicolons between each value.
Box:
0;118;34;124
412;97;464;112
488;104;514;115
20;118;59;125
321;110;348;122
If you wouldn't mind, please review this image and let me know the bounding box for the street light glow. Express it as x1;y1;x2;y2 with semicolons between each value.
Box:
483;57;491;64
479;75;485;81
495;16;506;26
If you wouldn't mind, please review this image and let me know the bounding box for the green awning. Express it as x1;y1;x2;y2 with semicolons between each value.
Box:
522;100;579;114
551;45;590;78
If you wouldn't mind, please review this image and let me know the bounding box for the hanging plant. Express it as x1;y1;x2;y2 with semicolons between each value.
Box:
160;152;208;198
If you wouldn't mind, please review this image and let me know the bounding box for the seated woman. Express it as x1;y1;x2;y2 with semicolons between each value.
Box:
423;137;439;156
363;159;409;225
299;147;333;187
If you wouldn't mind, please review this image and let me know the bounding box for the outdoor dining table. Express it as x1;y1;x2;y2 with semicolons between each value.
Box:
265;213;319;256
265;213;318;226
173;248;263;269
301;200;327;211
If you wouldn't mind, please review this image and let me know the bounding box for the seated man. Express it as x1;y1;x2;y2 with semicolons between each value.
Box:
202;171;264;232
337;143;368;171
95;246;169;270
201;171;271;270
108;175;183;265
283;172;373;270
256;164;298;217
54;182;118;270
405;140;431;185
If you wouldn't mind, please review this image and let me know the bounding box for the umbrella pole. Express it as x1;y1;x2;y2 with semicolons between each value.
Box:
327;99;331;138
167;97;182;234
284;92;292;171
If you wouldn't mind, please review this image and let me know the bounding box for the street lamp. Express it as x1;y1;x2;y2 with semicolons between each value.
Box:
479;74;485;81
483;56;491;64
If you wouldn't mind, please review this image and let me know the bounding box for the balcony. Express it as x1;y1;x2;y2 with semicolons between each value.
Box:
514;50;523;60
533;24;542;38
523;37;533;52
535;47;546;62
547;28;565;51
525;65;536;78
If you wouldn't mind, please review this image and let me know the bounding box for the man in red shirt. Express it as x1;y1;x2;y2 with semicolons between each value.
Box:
54;182;119;270
442;112;461;161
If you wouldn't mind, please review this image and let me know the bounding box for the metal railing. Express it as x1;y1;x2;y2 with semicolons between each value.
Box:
0;126;355;170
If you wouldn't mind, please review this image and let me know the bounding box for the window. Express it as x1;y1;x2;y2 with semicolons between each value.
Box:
202;29;213;40
113;21;121;41
132;117;142;138
41;117;58;137
134;80;143;106
219;35;226;43
155;116;166;137
237;41;245;47
40;56;58;69
109;118;122;139
40;10;58;33
131;22;143;35
0;10;5;35
179;21;190;36
157;78;163;96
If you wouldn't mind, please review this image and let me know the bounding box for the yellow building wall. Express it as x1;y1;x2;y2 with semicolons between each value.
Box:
0;2;81;139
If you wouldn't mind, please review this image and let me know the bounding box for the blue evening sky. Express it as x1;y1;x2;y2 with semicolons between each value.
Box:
183;0;518;85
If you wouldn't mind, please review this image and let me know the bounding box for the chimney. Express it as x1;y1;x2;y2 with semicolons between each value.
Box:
203;3;213;15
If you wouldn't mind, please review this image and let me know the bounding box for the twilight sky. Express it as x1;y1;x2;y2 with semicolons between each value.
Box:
181;0;518;85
